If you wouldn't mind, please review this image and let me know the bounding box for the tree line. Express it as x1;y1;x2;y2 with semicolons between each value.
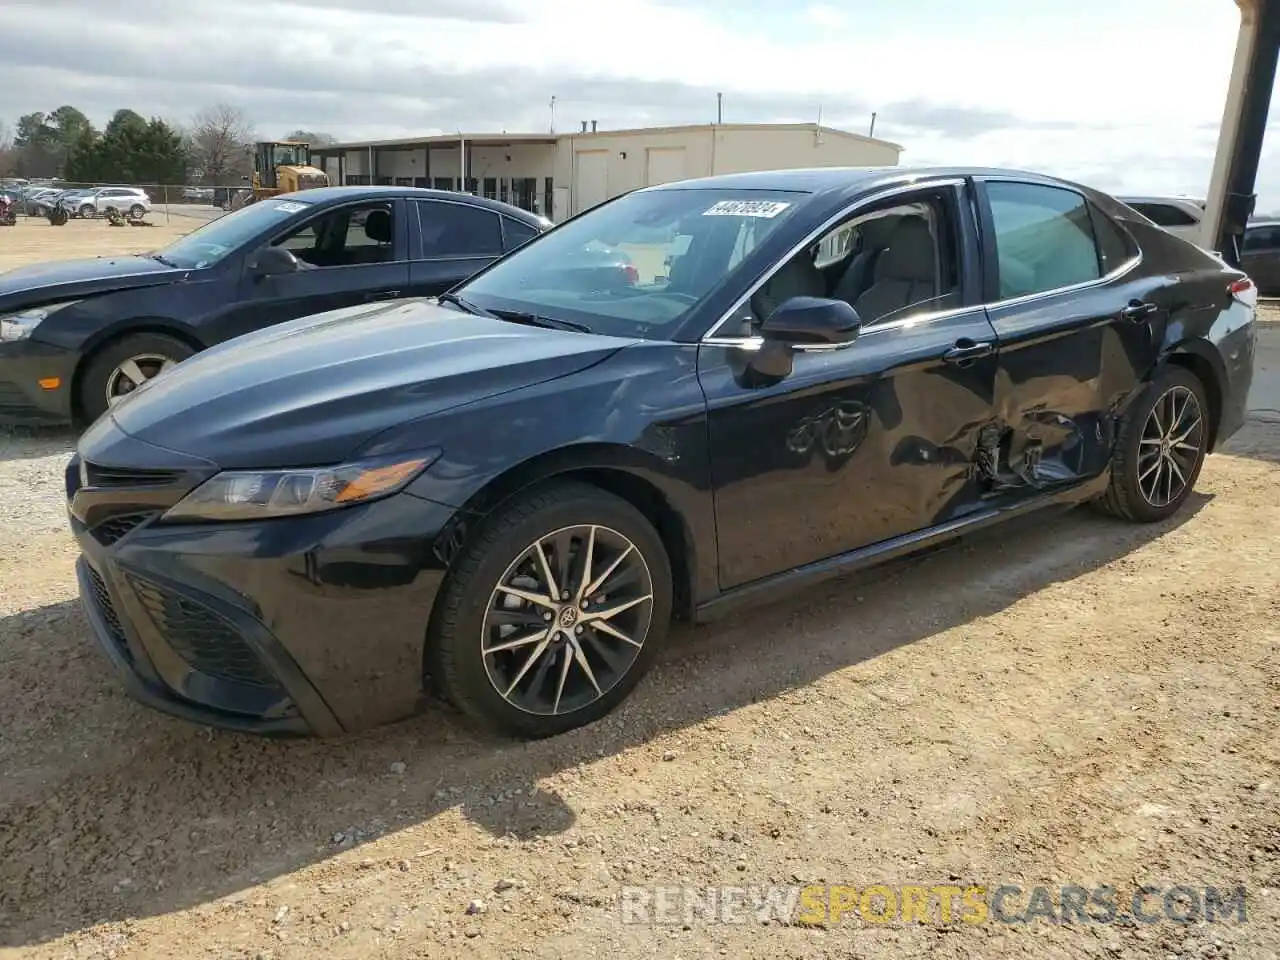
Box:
0;104;337;186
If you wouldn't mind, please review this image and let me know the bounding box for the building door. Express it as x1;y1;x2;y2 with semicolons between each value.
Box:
646;147;687;186
573;150;609;214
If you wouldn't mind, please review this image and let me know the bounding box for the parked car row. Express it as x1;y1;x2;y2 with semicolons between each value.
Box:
12;183;153;219
0;174;1259;743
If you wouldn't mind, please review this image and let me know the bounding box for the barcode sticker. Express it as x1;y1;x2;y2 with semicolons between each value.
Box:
702;200;792;218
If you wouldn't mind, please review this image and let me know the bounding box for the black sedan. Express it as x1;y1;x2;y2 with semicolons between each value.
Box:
67;166;1257;739
0;186;550;425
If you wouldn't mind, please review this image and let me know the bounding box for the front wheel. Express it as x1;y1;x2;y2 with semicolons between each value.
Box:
428;482;673;738
1096;365;1210;522
78;204;96;219
78;332;196;424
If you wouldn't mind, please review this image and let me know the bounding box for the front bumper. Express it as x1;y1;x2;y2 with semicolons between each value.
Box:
70;444;462;736
0;338;77;425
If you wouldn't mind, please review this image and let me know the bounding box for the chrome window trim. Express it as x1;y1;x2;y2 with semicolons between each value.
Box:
701;178;968;342
702;302;978;352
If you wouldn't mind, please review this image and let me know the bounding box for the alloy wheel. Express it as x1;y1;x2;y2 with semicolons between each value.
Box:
1137;384;1203;508
105;353;177;406
482;523;654;716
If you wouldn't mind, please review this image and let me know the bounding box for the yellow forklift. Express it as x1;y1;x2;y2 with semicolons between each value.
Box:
233;141;330;208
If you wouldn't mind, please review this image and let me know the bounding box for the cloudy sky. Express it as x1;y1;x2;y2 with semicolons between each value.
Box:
3;0;1279;206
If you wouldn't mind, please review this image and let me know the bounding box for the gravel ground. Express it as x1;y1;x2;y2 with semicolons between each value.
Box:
0;275;1278;957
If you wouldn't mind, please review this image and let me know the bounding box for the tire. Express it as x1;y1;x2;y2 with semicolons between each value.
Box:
428;481;673;738
78;332;196;424
79;204;96;219
1096;365;1210;523
129;204;145;219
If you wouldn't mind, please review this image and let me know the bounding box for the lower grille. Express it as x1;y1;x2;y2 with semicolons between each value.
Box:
85;565;132;662
127;575;278;688
91;511;156;546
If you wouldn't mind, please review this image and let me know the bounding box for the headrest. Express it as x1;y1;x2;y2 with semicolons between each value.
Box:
364;209;392;243
874;216;936;283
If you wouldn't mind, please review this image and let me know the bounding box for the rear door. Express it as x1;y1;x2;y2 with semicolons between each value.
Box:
406;199;506;298
218;198;411;342
976;178;1162;497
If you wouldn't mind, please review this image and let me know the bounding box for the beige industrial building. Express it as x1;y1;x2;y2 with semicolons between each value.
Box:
312;122;903;222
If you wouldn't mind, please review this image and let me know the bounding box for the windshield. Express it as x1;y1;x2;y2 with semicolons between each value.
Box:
273;143;309;167
157;198;314;269
457;188;806;339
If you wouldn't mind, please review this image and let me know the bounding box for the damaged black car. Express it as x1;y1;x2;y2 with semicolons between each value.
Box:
68;167;1256;739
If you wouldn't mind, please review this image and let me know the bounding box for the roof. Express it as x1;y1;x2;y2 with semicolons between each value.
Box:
313;132;559;151
643;165;1075;195
314;122;902;153
270;185;547;222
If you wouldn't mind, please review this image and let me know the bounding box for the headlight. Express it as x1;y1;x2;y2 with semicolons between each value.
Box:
0;302;77;341
163;451;440;522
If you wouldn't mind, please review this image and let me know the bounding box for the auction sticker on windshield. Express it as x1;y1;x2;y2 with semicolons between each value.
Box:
702;200;792;218
274;201;310;214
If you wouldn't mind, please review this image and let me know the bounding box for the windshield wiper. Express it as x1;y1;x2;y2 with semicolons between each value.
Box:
437;291;491;316
149;252;179;268
487;308;593;334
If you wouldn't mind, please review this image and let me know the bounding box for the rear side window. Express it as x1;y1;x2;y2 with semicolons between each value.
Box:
1129;202;1199;227
416;200;502;258
1089;204;1139;274
986;181;1101;299
502;216;539;251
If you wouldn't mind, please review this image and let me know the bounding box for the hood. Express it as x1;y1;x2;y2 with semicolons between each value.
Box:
106;298;633;469
0;254;183;308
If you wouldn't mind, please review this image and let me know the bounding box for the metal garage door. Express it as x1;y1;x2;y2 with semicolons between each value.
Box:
574;151;609;215
646;147;687;186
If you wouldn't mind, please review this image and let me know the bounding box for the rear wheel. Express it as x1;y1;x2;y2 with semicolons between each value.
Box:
78;204;96;219
129;204;145;219
428;482;672;738
1097;365;1209;522
79;332;196;424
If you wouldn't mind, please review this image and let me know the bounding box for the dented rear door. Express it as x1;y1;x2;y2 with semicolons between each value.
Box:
974;177;1160;497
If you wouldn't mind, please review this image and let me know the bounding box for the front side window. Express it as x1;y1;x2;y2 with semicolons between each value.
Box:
1244;225;1280;251
728;196;961;333
986;182;1101;300
272;201;396;267
156;198;316;268
457;188;806;339
416;201;503;258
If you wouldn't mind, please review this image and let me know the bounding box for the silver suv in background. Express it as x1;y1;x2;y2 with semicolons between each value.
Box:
76;187;152;219
1117;195;1206;245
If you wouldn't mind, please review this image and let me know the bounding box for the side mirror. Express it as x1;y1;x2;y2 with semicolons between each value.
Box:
760;296;861;345
248;245;300;278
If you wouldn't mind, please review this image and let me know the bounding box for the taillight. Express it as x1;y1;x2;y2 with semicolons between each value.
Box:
1229;276;1257;307
622;264;639;285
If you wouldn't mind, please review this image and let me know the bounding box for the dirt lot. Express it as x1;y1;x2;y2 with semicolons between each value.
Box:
0;216;200;274
0;229;1278;960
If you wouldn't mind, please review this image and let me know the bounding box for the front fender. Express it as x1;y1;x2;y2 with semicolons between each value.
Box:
359;341;720;604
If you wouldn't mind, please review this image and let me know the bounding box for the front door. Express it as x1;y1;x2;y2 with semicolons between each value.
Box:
700;183;1001;589
222;199;410;343
407;198;506;297
976;178;1165;497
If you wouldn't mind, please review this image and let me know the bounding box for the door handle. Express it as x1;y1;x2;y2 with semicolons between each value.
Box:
1120;300;1158;321
941;339;994;364
362;290;401;302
